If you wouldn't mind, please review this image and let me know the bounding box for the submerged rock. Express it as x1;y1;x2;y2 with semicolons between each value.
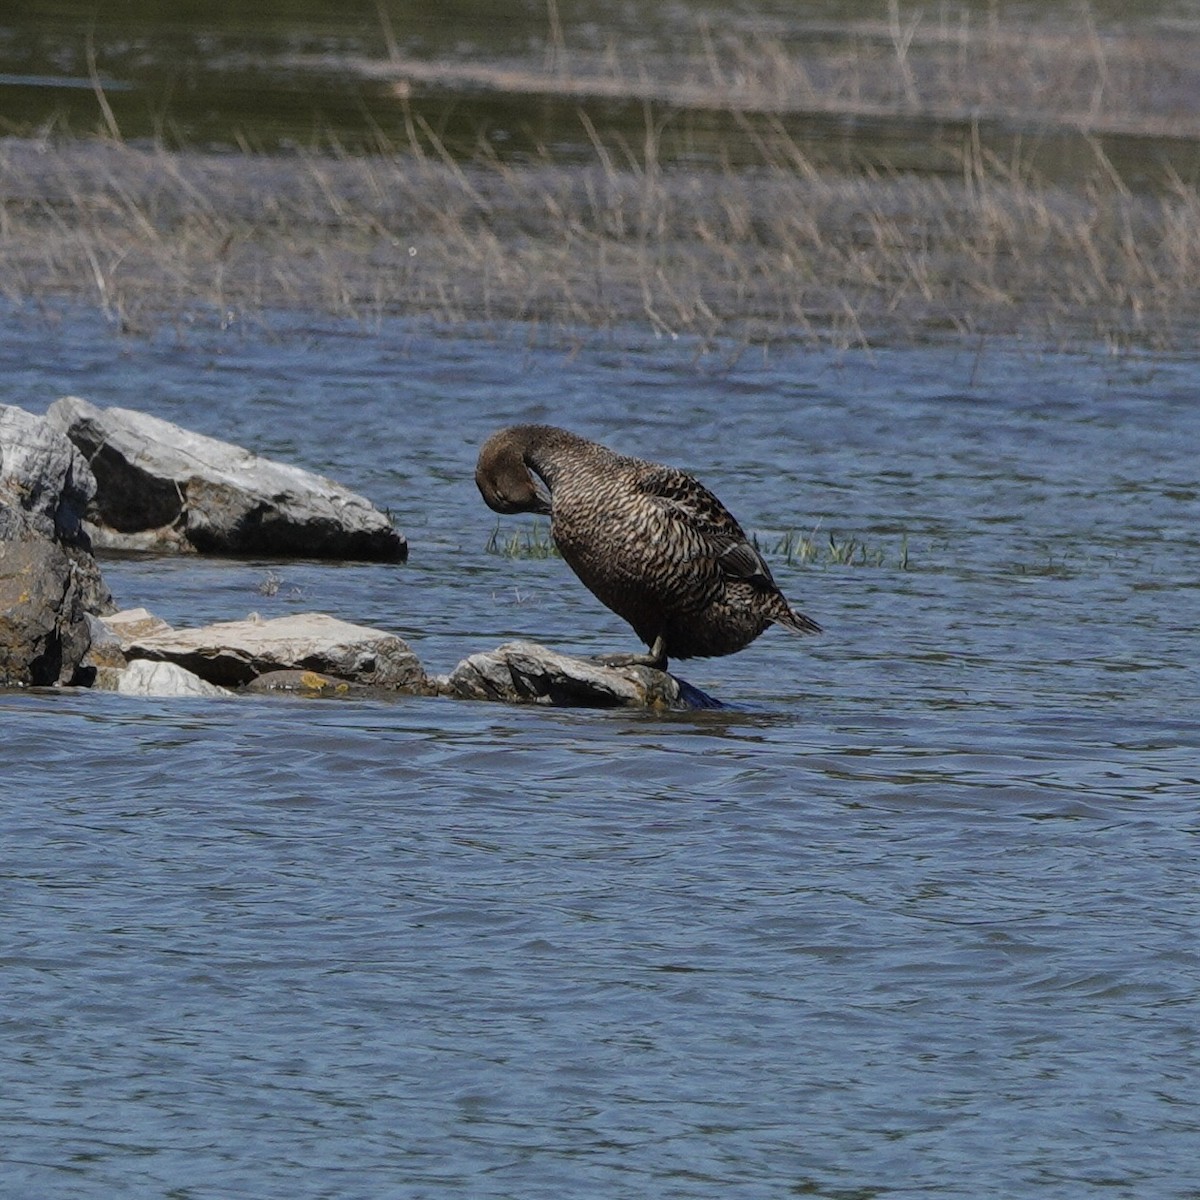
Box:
439;640;723;710
46;395;407;562
111;610;428;690
243;669;369;697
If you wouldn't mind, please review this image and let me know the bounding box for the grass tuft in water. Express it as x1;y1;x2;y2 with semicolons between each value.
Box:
758;529;910;569
486;520;559;558
487;522;910;568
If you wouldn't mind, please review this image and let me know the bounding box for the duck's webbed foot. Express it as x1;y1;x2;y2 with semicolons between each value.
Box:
590;635;668;672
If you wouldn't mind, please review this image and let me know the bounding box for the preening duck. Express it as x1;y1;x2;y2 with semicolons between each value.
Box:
475;424;820;670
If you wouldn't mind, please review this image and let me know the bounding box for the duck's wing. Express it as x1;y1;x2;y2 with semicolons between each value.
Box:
637;466;778;588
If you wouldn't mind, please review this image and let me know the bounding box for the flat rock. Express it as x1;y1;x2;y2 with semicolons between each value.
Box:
439;640;723;710
46;395;407;561
120;611;428;690
100;606;173;642
94;658;233;698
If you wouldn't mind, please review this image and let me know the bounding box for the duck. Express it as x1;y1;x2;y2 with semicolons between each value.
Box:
475;424;820;671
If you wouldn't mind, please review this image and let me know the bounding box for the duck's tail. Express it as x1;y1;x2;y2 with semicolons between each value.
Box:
773;602;822;636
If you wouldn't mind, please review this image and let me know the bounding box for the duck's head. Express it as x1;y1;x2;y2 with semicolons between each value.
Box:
475;426;553;515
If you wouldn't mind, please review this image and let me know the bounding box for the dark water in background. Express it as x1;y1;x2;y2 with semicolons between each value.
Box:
1;305;1199;1196
5;1;1200;183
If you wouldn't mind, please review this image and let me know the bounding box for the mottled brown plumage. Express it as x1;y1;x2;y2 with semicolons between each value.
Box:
475;424;820;669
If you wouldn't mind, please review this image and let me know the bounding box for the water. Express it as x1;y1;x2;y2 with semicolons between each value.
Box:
2;306;1200;1197
5;1;1200;184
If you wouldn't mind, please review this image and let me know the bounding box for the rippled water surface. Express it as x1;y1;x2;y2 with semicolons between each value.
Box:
2;308;1199;1197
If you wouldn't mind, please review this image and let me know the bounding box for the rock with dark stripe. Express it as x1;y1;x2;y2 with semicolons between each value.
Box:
45;396;407;562
475;424;820;669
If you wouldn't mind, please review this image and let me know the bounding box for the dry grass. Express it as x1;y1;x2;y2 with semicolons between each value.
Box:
3;7;1200;350
4;130;1197;351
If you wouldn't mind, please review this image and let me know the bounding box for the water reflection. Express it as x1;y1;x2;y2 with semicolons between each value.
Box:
3;1;1199;187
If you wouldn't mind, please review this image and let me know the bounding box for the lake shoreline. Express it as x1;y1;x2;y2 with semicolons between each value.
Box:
6;3;1200;350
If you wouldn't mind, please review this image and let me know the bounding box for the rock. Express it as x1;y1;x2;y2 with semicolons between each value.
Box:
0;404;95;544
1;405;114;684
0;404;114;616
93;658;234;698
117;611;428;690
243;669;366;697
438;640;724;710
0;531;99;686
100;606;174;642
75;612;129;682
45;395;407;562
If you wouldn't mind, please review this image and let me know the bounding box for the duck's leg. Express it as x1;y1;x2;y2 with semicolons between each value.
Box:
590;634;668;672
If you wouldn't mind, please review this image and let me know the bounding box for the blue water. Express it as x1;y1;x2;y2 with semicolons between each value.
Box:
2;305;1199;1198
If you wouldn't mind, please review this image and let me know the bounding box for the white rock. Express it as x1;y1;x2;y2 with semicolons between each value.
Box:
45;396;407;561
0;403;96;544
103;659;232;698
